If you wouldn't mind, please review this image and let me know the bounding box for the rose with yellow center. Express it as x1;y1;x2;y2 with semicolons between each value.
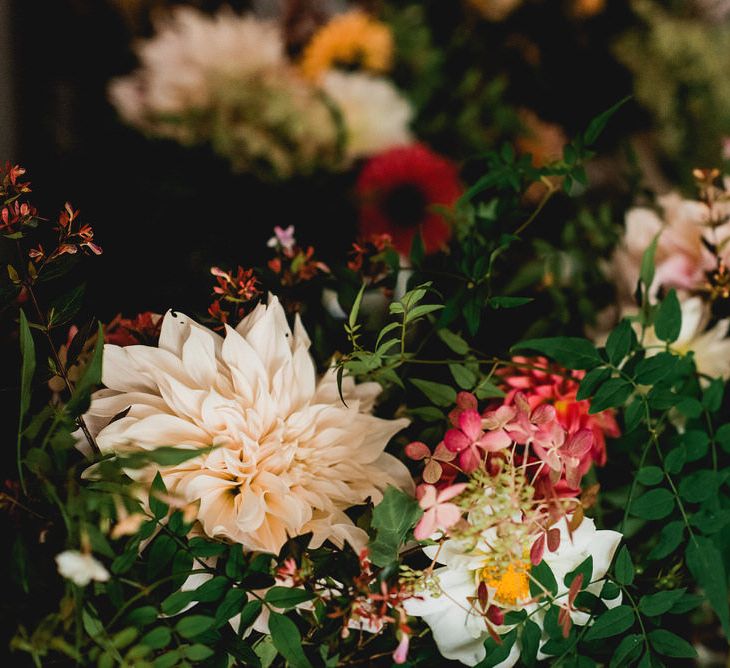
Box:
480;559;531;607
300;10;393;81
404;516;623;667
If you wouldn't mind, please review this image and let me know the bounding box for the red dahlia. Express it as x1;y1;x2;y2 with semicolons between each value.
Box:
356;144;461;255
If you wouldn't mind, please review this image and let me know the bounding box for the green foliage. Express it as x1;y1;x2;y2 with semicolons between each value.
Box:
369;486;423;567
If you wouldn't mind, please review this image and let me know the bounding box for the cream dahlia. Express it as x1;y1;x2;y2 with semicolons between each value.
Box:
82;295;412;553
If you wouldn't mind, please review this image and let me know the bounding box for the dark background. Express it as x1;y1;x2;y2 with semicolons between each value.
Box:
2;0;641;321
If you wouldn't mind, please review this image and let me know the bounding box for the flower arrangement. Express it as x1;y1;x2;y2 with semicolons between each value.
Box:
109;6;413;179
6;90;730;668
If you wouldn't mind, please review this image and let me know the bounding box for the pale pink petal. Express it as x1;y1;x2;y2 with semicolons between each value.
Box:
459;447;480;473
435;482;467;503
434;504;462;531
478;429;512;452
417;484;438;509
413;509;437;540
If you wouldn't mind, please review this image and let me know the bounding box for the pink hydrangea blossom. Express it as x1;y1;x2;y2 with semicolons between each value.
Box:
444;409;512;472
413;483;467;540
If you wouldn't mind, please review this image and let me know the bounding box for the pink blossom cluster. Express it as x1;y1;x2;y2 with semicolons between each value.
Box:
407;357;620;540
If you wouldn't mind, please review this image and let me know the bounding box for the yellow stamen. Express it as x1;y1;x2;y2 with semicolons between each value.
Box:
481;559;531;606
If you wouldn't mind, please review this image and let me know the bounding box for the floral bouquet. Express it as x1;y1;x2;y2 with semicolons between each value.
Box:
5;92;730;668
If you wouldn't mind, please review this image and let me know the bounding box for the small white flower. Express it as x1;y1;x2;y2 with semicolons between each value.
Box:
56;550;110;587
404;516;622;667
322;71;413;162
641;296;730;380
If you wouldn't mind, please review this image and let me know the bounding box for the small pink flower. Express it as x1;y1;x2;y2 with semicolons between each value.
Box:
444;409;510;472
448;391;478;426
267;225;296;251
393;633;410;664
413;482;467;540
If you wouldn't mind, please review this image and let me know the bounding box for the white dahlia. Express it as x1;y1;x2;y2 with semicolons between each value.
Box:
82;295;412;553
322;71;413;162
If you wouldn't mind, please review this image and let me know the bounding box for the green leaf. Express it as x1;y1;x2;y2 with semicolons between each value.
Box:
348;283;366;331
639;234;660;289
610;634;643;668
614;546;634;586
17;310;36;492
648;630;697;658
185;645;215;661
215;589;248;626
529;560;558;597
590;378;633;413
511;337;601;370
583;95;631;145
48;284;86;328
149;472;168;519
521;620;541;668
606;319;636;365
637;466;664;486
478;629;517;667
577;367;611;401
437;329;469;355
634;353;678;385
265;586;315;610
268;612;313;668
583;605;635;641
488;296;533;309
449;363;477;390
647;521;684;560
175;615;215;639
140;627;172;650
409;229;425;267
565;555;593;589
410;378;457;407
630;489;675;520
702;378;724;412
654;289;681;343
369;486;422;567
475;379;505;400
638;588;686;617
679;470;717;503
686;536;730;636
65;322;104;417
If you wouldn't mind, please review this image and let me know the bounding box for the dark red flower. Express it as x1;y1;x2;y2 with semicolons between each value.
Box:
356;144;461;255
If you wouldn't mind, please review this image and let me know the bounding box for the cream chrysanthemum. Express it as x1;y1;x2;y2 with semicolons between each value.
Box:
82;295;412;553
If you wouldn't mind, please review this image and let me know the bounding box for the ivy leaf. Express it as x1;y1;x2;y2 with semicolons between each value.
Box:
648;630;697;658
583;605;635;641
511;337;601;370
654;289;681;343
369;486;422;567
686;536;730;636
268;612;313;668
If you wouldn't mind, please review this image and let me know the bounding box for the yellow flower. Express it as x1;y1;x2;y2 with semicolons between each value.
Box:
300;10;393;81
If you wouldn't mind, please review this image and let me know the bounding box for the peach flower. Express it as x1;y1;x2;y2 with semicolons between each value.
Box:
82;295;413;553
